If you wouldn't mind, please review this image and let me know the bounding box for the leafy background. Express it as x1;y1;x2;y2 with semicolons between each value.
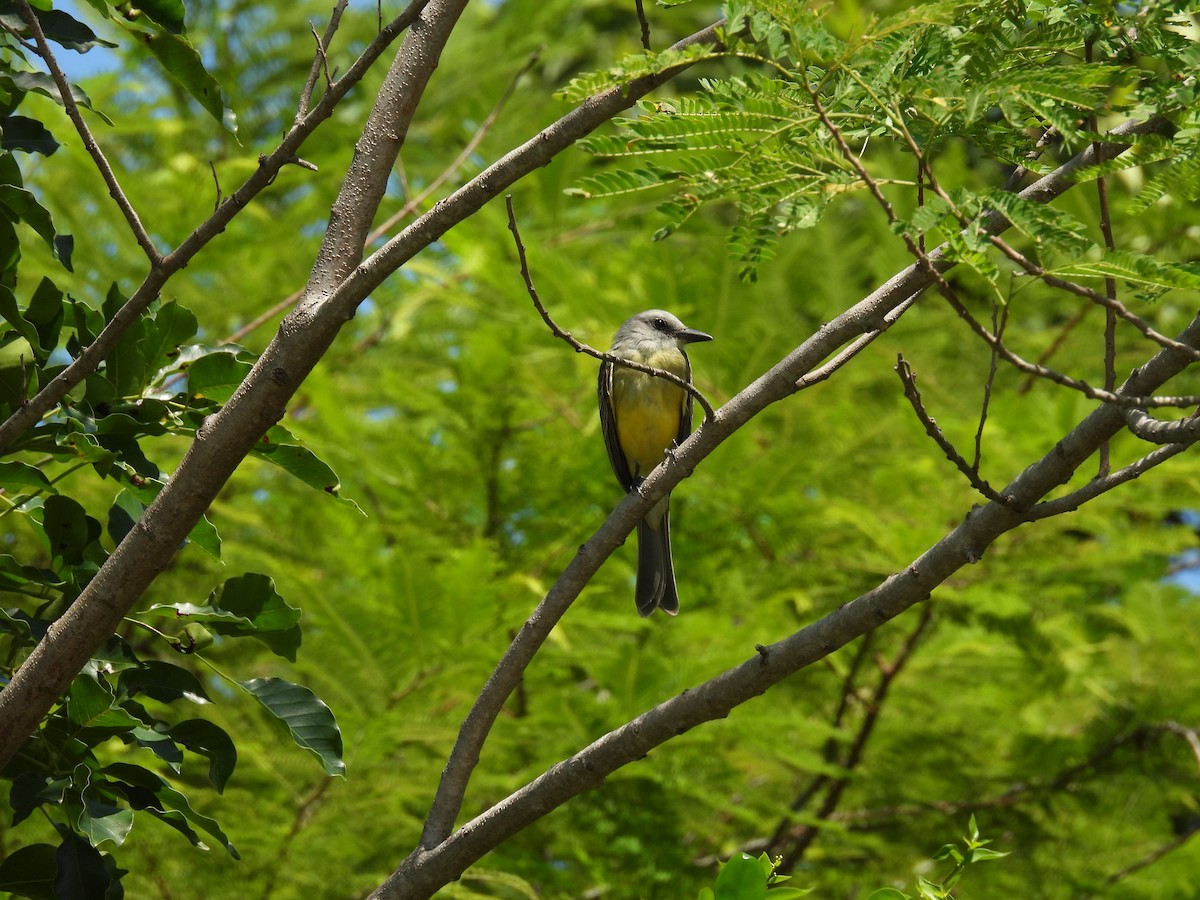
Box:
2;0;1200;897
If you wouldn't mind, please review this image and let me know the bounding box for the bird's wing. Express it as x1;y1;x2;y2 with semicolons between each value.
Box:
598;359;636;490
677;350;694;446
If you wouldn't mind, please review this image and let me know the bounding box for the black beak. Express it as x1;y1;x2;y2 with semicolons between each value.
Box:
678;326;713;344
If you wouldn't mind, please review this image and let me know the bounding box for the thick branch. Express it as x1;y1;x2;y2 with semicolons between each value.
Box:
375;313;1200;899
0;0;435;453
368;125;1196;896
0;15;726;778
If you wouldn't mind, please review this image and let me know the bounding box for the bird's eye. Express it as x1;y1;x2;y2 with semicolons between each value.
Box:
653;317;667;330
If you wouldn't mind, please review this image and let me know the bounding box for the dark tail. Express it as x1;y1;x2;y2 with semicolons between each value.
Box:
635;502;679;617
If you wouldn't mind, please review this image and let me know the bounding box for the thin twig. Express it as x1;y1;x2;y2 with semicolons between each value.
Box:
1089;37;1119;478
896;355;1010;505
296;1;349;121
634;0;651;50
973;298;1007;470
505;194;717;421
1029;440;1193;519
208;160;224;213
936;277;1200;409
14;0;161;264
309;20;335;93
795;290;922;389
775;606;935;872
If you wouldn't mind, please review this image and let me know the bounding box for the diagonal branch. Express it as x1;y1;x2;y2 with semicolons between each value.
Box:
367;123;1198;898
895;355;1010;505
1030;440;1194;519
393;113;1173;868
374;312;1200;899
13;0;160;263
0;0;435;454
0;13;728;781
506;195;716;421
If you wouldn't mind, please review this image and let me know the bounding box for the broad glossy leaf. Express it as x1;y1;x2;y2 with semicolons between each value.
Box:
169;719;236;792
0;7;117;52
145;573;300;659
0;459;53;491
241;677;345;776
76;794;133;848
129;25;236;133
41;494;101;567
1;114;60;155
53;829;112;900
713;852;767;900
0;843;57;900
7;71;113;125
185;350;250;402
253;426;361;509
119;660;210;704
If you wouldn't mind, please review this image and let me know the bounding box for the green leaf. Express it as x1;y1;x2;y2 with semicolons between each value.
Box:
118;660;211;704
132;0;187;34
0;843;57;900
866;891;911;900
7;71;113;125
169;719;237;793
1053;251;1200;292
713;852;767;900
144;573;301;660
967;847;1010;862
0;7;118;52
185;350;250;402
66;673;141;730
53;829;113;900
76;793;134;848
128;25;237;133
147;783;240;858
42;494;101;567
251;434;361;509
0;459;53;491
241;677;345;777
140;300;198;374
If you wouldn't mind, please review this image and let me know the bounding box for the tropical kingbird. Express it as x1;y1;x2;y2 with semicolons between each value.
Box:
598;309;712;616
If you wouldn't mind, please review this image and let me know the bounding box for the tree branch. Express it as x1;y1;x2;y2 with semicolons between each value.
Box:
1122;407;1200;444
0;0;435;453
374;310;1200;898
0;13;727;780
368;122;1200;895
506;194;717;421
895;355;1010;505
13;0;160;264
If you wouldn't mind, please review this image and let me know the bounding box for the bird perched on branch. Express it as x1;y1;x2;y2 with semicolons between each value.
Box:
598;309;712;616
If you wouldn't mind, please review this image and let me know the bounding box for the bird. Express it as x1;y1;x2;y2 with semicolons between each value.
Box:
598;309;712;616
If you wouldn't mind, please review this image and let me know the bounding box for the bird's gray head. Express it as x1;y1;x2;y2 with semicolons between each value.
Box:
611;309;713;352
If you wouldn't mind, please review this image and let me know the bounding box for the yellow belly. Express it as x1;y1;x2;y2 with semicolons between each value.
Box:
612;357;687;481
